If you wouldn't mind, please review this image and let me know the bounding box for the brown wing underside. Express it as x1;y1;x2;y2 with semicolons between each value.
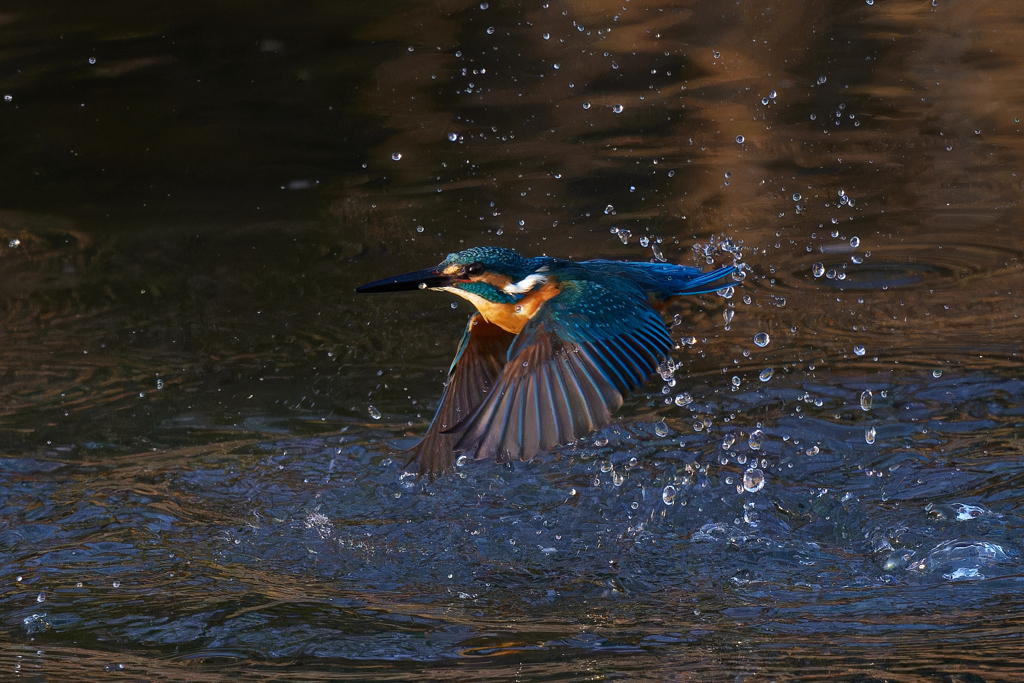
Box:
409;314;515;477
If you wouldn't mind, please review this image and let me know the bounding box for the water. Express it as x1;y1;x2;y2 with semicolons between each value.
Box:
2;0;1024;679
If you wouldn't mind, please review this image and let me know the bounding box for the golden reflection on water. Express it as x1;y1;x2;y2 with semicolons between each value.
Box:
338;0;1024;393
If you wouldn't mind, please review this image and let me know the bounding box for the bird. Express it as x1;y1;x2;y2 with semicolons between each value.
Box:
357;246;737;477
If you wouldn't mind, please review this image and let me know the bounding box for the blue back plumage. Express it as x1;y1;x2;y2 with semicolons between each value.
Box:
438;247;735;300
573;260;738;298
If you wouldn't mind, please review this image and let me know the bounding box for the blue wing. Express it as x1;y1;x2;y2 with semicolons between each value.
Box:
410;313;515;477
448;278;673;464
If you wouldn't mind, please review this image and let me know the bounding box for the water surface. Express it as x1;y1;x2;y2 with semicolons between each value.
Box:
1;0;1023;679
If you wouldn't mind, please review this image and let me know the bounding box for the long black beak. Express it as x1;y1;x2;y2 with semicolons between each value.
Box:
356;267;452;293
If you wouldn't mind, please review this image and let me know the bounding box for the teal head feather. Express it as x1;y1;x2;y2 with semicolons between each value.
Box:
440;247;538;281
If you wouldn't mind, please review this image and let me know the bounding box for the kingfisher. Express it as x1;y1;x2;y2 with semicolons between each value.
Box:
357;246;737;477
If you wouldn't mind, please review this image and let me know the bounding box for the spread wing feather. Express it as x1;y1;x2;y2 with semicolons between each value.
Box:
409;314;515;477
449;278;673;464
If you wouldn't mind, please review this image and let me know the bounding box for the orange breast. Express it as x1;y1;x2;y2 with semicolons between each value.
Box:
475;280;561;334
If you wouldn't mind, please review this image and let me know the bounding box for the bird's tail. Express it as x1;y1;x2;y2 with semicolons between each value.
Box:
669;265;739;295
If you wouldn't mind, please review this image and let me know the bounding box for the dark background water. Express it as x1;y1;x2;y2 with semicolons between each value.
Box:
2;0;1024;680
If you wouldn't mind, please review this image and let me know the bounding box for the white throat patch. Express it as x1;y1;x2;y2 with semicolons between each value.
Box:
503;273;548;294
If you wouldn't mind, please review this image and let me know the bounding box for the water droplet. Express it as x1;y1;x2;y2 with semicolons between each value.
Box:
514;304;524;313
112;580;121;588
860;390;872;412
36;593;45;603
604;204;614;214
156;379;164;390
761;97;769;105
553;63;560;70
792;193;802;202
593;436;609;447
639;236;649;247
748;429;764;450
674;392;692;406
769;89;777;99
850;236;860;248
735;135;745;144
954;504;985;521
368;405;382;420
3;95;12;102
854;344;866;356
418;282;427;290
448;132;458;142
486;26;495;34
582;101;591;109
416;225;425;233
759;368;774;382
612;104;624;113
654;421;669;437
866;0;874;4
742;468;765;493
812;262;825;278
713;50;720;58
865;427;876;444
722;434;736;450
662;485;677;505
479;1;488;8
933;369;943;378
723;309;734;325
817;75;827;84
8;238;21;248
88;57;97;65
753;332;770;347
543;33;550;40
391;152;402;161
731;375;741;387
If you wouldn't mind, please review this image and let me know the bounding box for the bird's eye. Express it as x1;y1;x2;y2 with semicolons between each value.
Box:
465;262;484;276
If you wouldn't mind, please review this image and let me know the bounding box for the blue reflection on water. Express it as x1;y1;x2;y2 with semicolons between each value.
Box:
2;371;1022;669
